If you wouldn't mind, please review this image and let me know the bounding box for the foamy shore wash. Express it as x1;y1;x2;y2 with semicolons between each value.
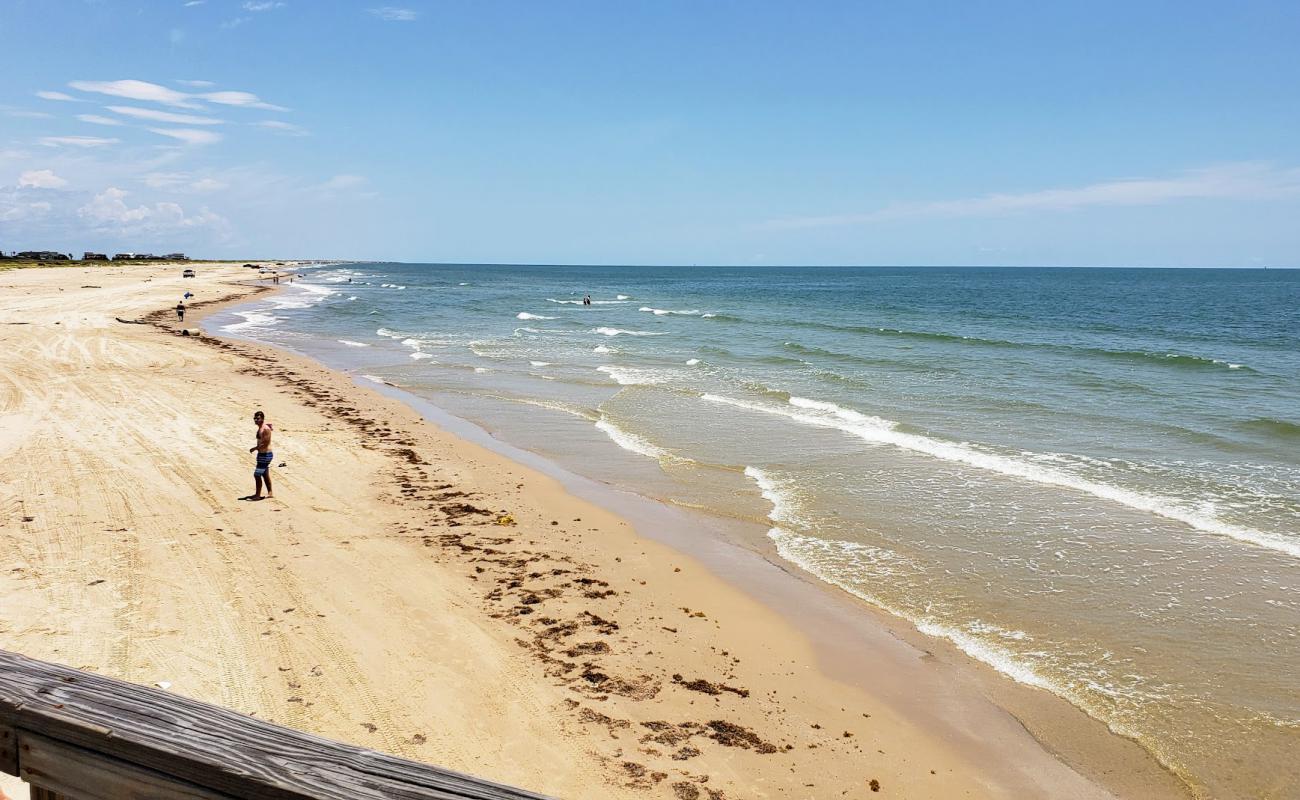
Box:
214;263;1300;798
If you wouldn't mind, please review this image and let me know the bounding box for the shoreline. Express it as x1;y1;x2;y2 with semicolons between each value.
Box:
202;269;1191;799
0;262;1187;799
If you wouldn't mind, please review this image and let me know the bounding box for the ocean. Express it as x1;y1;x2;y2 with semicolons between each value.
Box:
211;264;1300;798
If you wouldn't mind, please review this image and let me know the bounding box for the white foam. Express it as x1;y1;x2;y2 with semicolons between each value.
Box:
547;298;630;305
595;418;670;461
529;360;552;367
379;283;406;289
685;358;700;366
360;374;388;384
223;310;278;332
410;352;435;360
473;367;490;374
338;339;369;347
639;306;700;316
592;327;664;337
596;365;671;386
710;393;1300;559
743;466;800;526
517;312;557;320
376;327;403;339
616;294;631;300
593;345;616;354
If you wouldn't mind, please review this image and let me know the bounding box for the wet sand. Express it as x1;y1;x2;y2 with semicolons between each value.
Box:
0;262;1187;799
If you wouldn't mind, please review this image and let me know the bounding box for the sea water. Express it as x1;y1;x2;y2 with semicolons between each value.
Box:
213;264;1300;798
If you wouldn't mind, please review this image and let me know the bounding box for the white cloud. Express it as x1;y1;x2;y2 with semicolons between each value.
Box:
78;114;125;126
148;128;224;145
108;105;223;125
69;79;200;109
199;91;286;111
3;108;53;119
762;163;1300;230
253;120;309;136
321;174;367;190
78;186;226;234
369;6;418;21
67;79;285;113
190;178;228;192
40;136;119;148
221;17;250;29
19;170;68;189
36;91;77;102
242;1;285;10
177;79;216;88
184;0;206;5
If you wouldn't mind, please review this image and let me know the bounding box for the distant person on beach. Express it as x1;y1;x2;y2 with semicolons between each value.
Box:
175;301;185;322
583;294;592;306
247;410;274;500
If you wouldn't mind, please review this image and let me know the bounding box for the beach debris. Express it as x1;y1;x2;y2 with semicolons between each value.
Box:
114;317;147;324
495;514;516;526
155;681;171;690
869;778;881;792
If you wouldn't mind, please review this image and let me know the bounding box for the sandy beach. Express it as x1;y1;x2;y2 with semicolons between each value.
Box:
0;262;1188;799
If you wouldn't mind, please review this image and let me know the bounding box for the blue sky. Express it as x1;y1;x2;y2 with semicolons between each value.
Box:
1;1;1298;266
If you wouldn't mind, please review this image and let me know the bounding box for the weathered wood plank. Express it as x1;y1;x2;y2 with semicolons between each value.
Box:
18;730;235;800
0;650;551;800
0;723;16;775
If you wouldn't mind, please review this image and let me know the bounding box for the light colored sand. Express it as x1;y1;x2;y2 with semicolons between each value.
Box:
0;263;1182;799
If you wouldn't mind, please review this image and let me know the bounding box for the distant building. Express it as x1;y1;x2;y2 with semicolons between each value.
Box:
163;252;188;261
17;251;70;261
83;252;109;261
112;253;133;261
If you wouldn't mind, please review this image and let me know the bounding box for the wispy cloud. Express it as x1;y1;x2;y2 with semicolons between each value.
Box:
78;114;125;126
184;0;205;6
177;79;216;88
142;172;229;193
242;1;285;10
36;91;77;102
320;174;367;190
3;108;53;119
253;120;309;136
108;105;224;125
40;136;119;148
762;163;1300;230
369;7;418;21
148;128;224;145
19;169;68;189
66;80;286;112
69;79;200;109
201;91;286;111
221;16;250;29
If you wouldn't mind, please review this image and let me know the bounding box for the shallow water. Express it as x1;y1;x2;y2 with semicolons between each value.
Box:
213;264;1300;798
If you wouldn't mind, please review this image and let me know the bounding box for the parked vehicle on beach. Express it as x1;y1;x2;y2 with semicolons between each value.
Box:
182;269;196;278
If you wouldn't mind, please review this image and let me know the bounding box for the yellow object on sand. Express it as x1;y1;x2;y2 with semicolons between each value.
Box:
495;514;515;526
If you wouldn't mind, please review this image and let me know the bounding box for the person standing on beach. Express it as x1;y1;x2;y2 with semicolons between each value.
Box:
175;301;185;322
248;411;274;499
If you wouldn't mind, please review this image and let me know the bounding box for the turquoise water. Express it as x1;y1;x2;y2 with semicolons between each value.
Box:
215;264;1300;798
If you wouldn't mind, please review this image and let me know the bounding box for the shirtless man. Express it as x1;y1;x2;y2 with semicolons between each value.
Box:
248;410;274;499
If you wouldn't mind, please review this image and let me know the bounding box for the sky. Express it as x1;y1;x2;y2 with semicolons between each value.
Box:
1;1;1298;266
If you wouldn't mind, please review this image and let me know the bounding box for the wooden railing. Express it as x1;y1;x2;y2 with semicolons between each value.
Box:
0;650;552;799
